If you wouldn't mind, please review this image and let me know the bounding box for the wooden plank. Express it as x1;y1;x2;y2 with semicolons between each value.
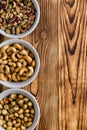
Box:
30;0;59;129
59;0;87;130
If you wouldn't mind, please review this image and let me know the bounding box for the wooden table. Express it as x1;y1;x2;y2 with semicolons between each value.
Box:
0;0;87;130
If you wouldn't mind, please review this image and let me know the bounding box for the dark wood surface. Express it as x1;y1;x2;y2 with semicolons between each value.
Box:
0;0;87;130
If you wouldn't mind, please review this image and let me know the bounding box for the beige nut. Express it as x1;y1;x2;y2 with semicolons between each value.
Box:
8;62;16;68
19;59;27;67
1;53;7;60
0;45;9;53
16;74;21;81
19;68;28;76
7;74;12;81
31;60;36;67
0;65;4;73
15;62;22;72
20;76;28;81
11;53;18;62
7;47;17;53
12;73;17;81
0;60;8;64
13;43;22;50
20;50;28;55
0;65;10;74
16;53;22;59
4;65;10;74
0;73;7;81
23;55;32;64
25;66;34;77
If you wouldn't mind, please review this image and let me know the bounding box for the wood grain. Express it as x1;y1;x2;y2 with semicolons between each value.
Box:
59;0;87;130
0;0;87;130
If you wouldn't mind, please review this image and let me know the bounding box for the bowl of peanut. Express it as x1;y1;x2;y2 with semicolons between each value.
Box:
0;0;40;38
0;39;40;88
0;89;40;130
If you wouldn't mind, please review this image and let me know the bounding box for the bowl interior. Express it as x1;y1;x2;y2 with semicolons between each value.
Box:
0;89;40;130
0;0;40;38
0;39;40;88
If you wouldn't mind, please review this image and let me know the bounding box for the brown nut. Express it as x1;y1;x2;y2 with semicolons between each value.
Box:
20;76;28;81
25;66;34;77
19;59;27;67
0;45;9;53
0;60;8;64
1;53;7;60
13;43;22;50
7;47;17;53
4;65;10;74
20;50;28;55
0;73;8;81
12;73;17;81
8;62;16;68
23;56;32;64
19;68;28;76
11;53;18;62
15;62;22;72
31;60;36;67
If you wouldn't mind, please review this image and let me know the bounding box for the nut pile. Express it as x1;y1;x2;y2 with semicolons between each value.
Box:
0;43;36;82
0;0;36;34
0;94;35;130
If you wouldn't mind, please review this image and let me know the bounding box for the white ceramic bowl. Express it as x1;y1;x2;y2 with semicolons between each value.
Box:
0;0;40;38
0;89;40;130
0;39;40;88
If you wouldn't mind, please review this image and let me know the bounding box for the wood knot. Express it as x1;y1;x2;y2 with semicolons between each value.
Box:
65;0;75;6
40;30;48;40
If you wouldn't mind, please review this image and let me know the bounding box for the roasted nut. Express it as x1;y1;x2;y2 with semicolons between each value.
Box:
18;100;23;106
7;127;12;130
19;68;28;76
0;60;8;64
11;53;18;62
20;76;28;81
19;59;27;67
31;60;36;67
1;53;7;60
3;123;7;128
0;94;35;129
18;109;23;114
0;43;36;82
15;62;22;72
28;101;33;107
10;94;17;99
21;125;26;130
0;104;3;109
4;105;9;110
8;62;16;68
2;109;8;115
13;43;22;50
23;55;32;64
7;47;16;53
0;73;8;81
20;50;28;55
25;66;34;77
18;94;24;99
12;73;17;81
27;122;32;127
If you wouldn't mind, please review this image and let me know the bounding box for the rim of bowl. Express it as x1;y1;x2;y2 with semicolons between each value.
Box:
0;39;40;88
0;89;40;130
0;0;40;38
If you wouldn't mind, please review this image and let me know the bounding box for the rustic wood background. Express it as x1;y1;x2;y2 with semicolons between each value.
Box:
0;0;87;130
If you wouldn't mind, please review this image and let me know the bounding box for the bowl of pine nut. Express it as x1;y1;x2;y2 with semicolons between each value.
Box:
0;89;40;130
